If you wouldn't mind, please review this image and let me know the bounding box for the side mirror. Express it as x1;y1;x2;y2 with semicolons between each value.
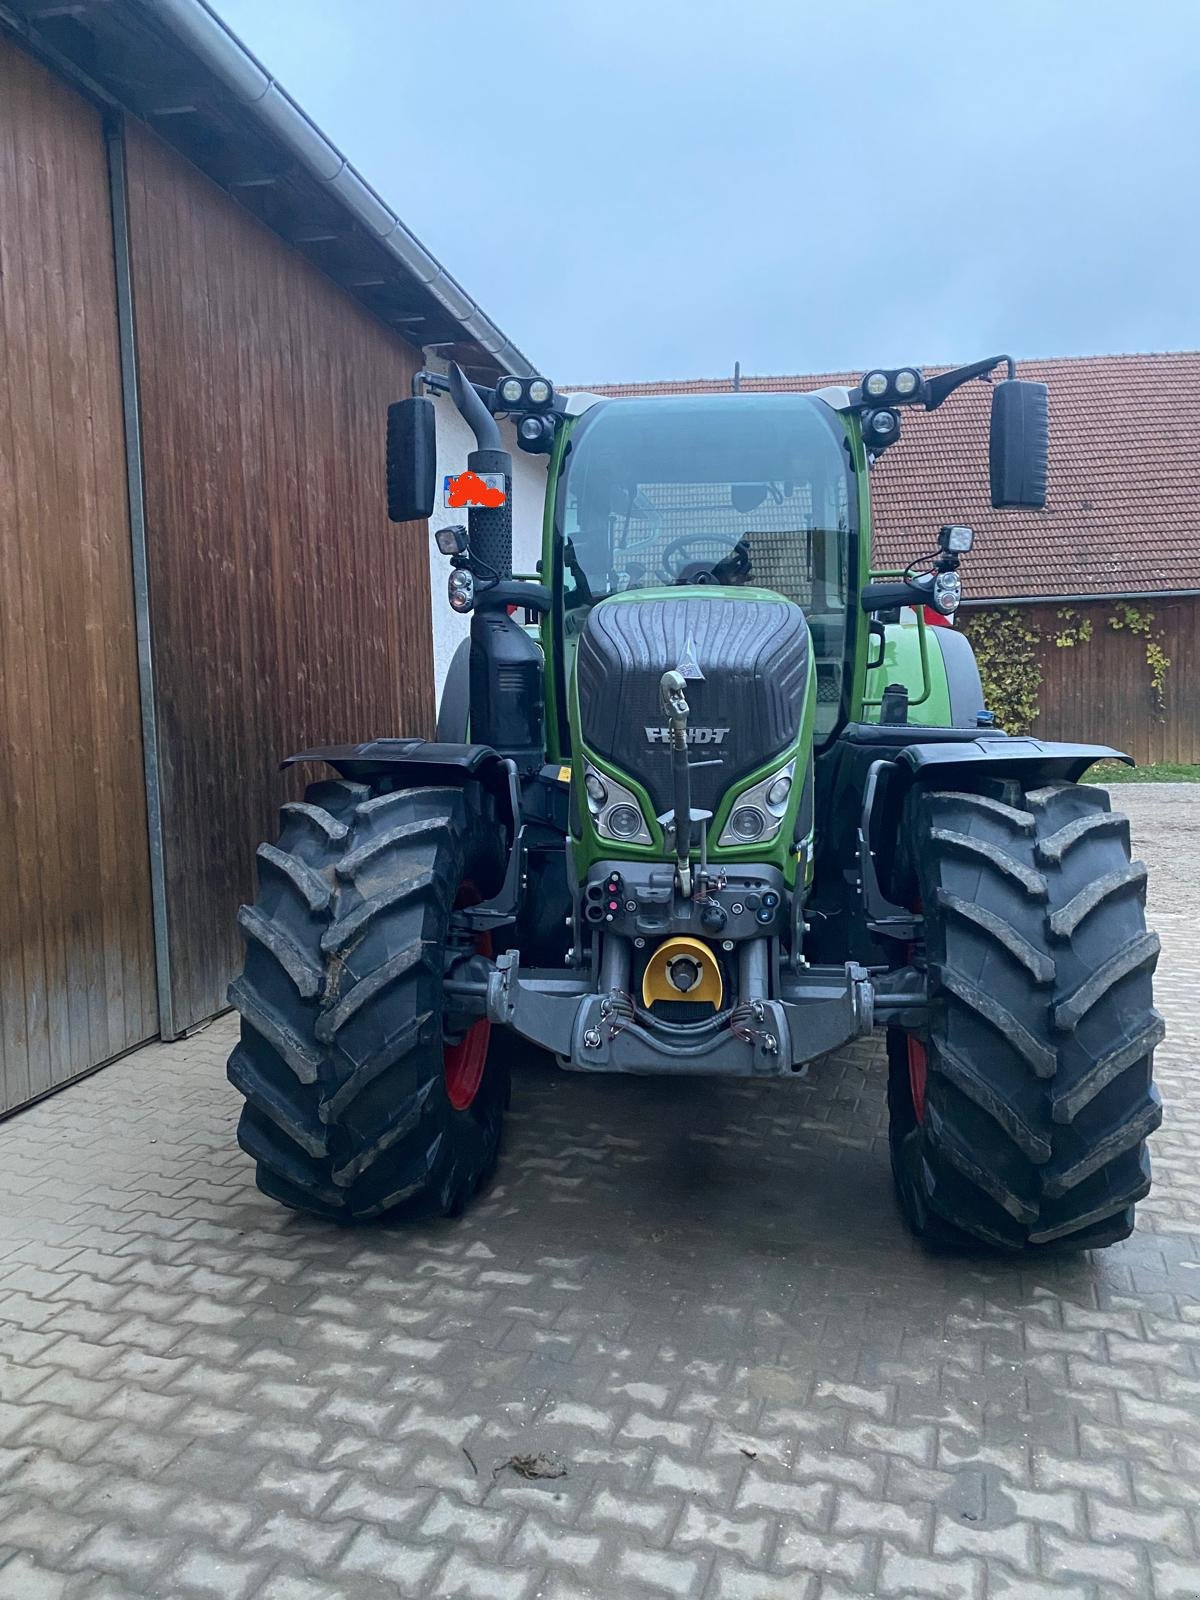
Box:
989;380;1048;509
386;396;436;522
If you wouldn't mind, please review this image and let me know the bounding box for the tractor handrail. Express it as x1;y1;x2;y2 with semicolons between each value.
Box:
860;568;933;710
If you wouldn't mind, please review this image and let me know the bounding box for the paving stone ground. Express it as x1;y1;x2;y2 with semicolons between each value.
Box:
0;786;1197;1599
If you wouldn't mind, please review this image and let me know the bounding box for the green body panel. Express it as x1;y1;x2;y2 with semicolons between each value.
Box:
863;617;954;726
539;416;579;763
844;421;874;724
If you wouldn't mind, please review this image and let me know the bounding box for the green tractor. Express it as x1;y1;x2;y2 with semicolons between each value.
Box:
227;358;1162;1251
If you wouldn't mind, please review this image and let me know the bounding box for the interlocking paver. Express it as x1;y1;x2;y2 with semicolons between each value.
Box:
0;790;1197;1597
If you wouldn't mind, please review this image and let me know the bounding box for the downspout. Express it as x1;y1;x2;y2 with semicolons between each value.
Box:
106;116;176;1040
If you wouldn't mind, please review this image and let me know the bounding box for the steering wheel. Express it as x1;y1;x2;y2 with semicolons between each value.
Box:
660;535;740;584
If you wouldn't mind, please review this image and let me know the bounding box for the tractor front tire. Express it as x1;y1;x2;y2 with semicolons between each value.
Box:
890;779;1162;1252
227;778;506;1222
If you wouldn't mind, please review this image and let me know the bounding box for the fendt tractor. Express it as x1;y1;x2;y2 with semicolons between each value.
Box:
227;358;1162;1252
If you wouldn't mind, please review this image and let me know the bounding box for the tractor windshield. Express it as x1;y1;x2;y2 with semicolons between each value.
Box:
554;391;858;736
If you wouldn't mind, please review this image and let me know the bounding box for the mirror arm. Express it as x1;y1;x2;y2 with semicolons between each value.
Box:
924;354;1015;411
412;367;504;446
860;578;934;614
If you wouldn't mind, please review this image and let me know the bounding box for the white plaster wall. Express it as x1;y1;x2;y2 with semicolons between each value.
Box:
427;391;549;699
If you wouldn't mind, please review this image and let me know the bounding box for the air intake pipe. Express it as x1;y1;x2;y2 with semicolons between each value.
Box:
448;364;510;582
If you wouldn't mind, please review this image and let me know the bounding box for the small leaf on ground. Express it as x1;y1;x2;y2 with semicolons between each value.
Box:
493;1452;567;1481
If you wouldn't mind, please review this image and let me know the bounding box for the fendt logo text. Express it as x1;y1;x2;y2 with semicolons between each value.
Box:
645;726;731;745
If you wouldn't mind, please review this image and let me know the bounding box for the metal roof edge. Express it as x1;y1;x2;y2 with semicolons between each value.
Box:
142;0;536;374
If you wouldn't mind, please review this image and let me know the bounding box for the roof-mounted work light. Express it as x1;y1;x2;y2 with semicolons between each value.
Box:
517;414;555;455
859;367;925;405
862;408;901;452
495;375;556;412
862;370;890;400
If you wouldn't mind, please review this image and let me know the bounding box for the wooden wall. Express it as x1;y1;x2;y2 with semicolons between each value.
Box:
123;121;433;1032
968;596;1200;765
0;40;158;1112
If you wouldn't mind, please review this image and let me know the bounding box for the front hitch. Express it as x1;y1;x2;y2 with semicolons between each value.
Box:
660;668;694;896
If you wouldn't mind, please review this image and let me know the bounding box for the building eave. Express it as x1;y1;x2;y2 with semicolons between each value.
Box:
0;0;535;379
960;588;1200;607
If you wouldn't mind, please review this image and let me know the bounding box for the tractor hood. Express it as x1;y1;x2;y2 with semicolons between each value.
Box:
574;590;810;821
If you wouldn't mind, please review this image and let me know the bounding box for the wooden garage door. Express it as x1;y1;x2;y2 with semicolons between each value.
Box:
122;121;433;1033
0;39;158;1113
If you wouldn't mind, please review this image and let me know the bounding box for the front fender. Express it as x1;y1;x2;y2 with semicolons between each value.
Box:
283;738;516;825
895;734;1130;783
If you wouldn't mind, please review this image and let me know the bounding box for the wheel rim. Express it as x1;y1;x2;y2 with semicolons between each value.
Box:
907;1035;928;1124
443;1015;491;1111
444;886;491;1112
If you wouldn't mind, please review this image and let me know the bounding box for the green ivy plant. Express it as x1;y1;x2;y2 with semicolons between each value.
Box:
1108;603;1171;716
1053;608;1093;648
959;610;1043;733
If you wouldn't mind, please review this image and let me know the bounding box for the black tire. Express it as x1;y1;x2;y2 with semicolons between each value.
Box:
227;778;506;1222
890;779;1163;1252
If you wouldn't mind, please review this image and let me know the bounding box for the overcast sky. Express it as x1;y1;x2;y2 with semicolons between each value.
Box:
214;0;1200;384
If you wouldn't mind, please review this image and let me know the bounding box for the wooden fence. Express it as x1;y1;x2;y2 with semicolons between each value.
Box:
963;596;1200;765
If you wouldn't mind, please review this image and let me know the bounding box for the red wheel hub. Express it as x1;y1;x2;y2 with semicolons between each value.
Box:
907;1035;928;1124
443;1016;491;1111
445;887;491;1112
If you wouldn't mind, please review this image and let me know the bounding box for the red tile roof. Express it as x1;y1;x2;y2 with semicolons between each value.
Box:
571;353;1200;602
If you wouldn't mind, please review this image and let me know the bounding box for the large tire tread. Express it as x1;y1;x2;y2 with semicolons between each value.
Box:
227;778;505;1222
891;778;1162;1253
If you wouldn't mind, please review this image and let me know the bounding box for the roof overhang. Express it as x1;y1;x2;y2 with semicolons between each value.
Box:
0;0;535;380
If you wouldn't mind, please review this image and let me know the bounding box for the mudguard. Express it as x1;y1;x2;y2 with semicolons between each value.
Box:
283;739;516;823
894;734;1130;780
811;725;1131;963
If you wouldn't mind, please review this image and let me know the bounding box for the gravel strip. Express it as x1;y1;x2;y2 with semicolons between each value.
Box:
1097;780;1200;917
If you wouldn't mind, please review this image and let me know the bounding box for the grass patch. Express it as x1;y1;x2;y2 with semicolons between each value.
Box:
1084;761;1200;784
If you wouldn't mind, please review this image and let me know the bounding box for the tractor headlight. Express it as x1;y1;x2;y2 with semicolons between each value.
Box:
863;408;900;450
728;807;766;842
766;775;792;808
932;569;962;614
583;762;652;846
447;569;474;612
863;370;889;399
497;376;524;406
893;367;921;398
527;378;553;407
718;759;796;848
606;804;643;839
517;414;555;454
